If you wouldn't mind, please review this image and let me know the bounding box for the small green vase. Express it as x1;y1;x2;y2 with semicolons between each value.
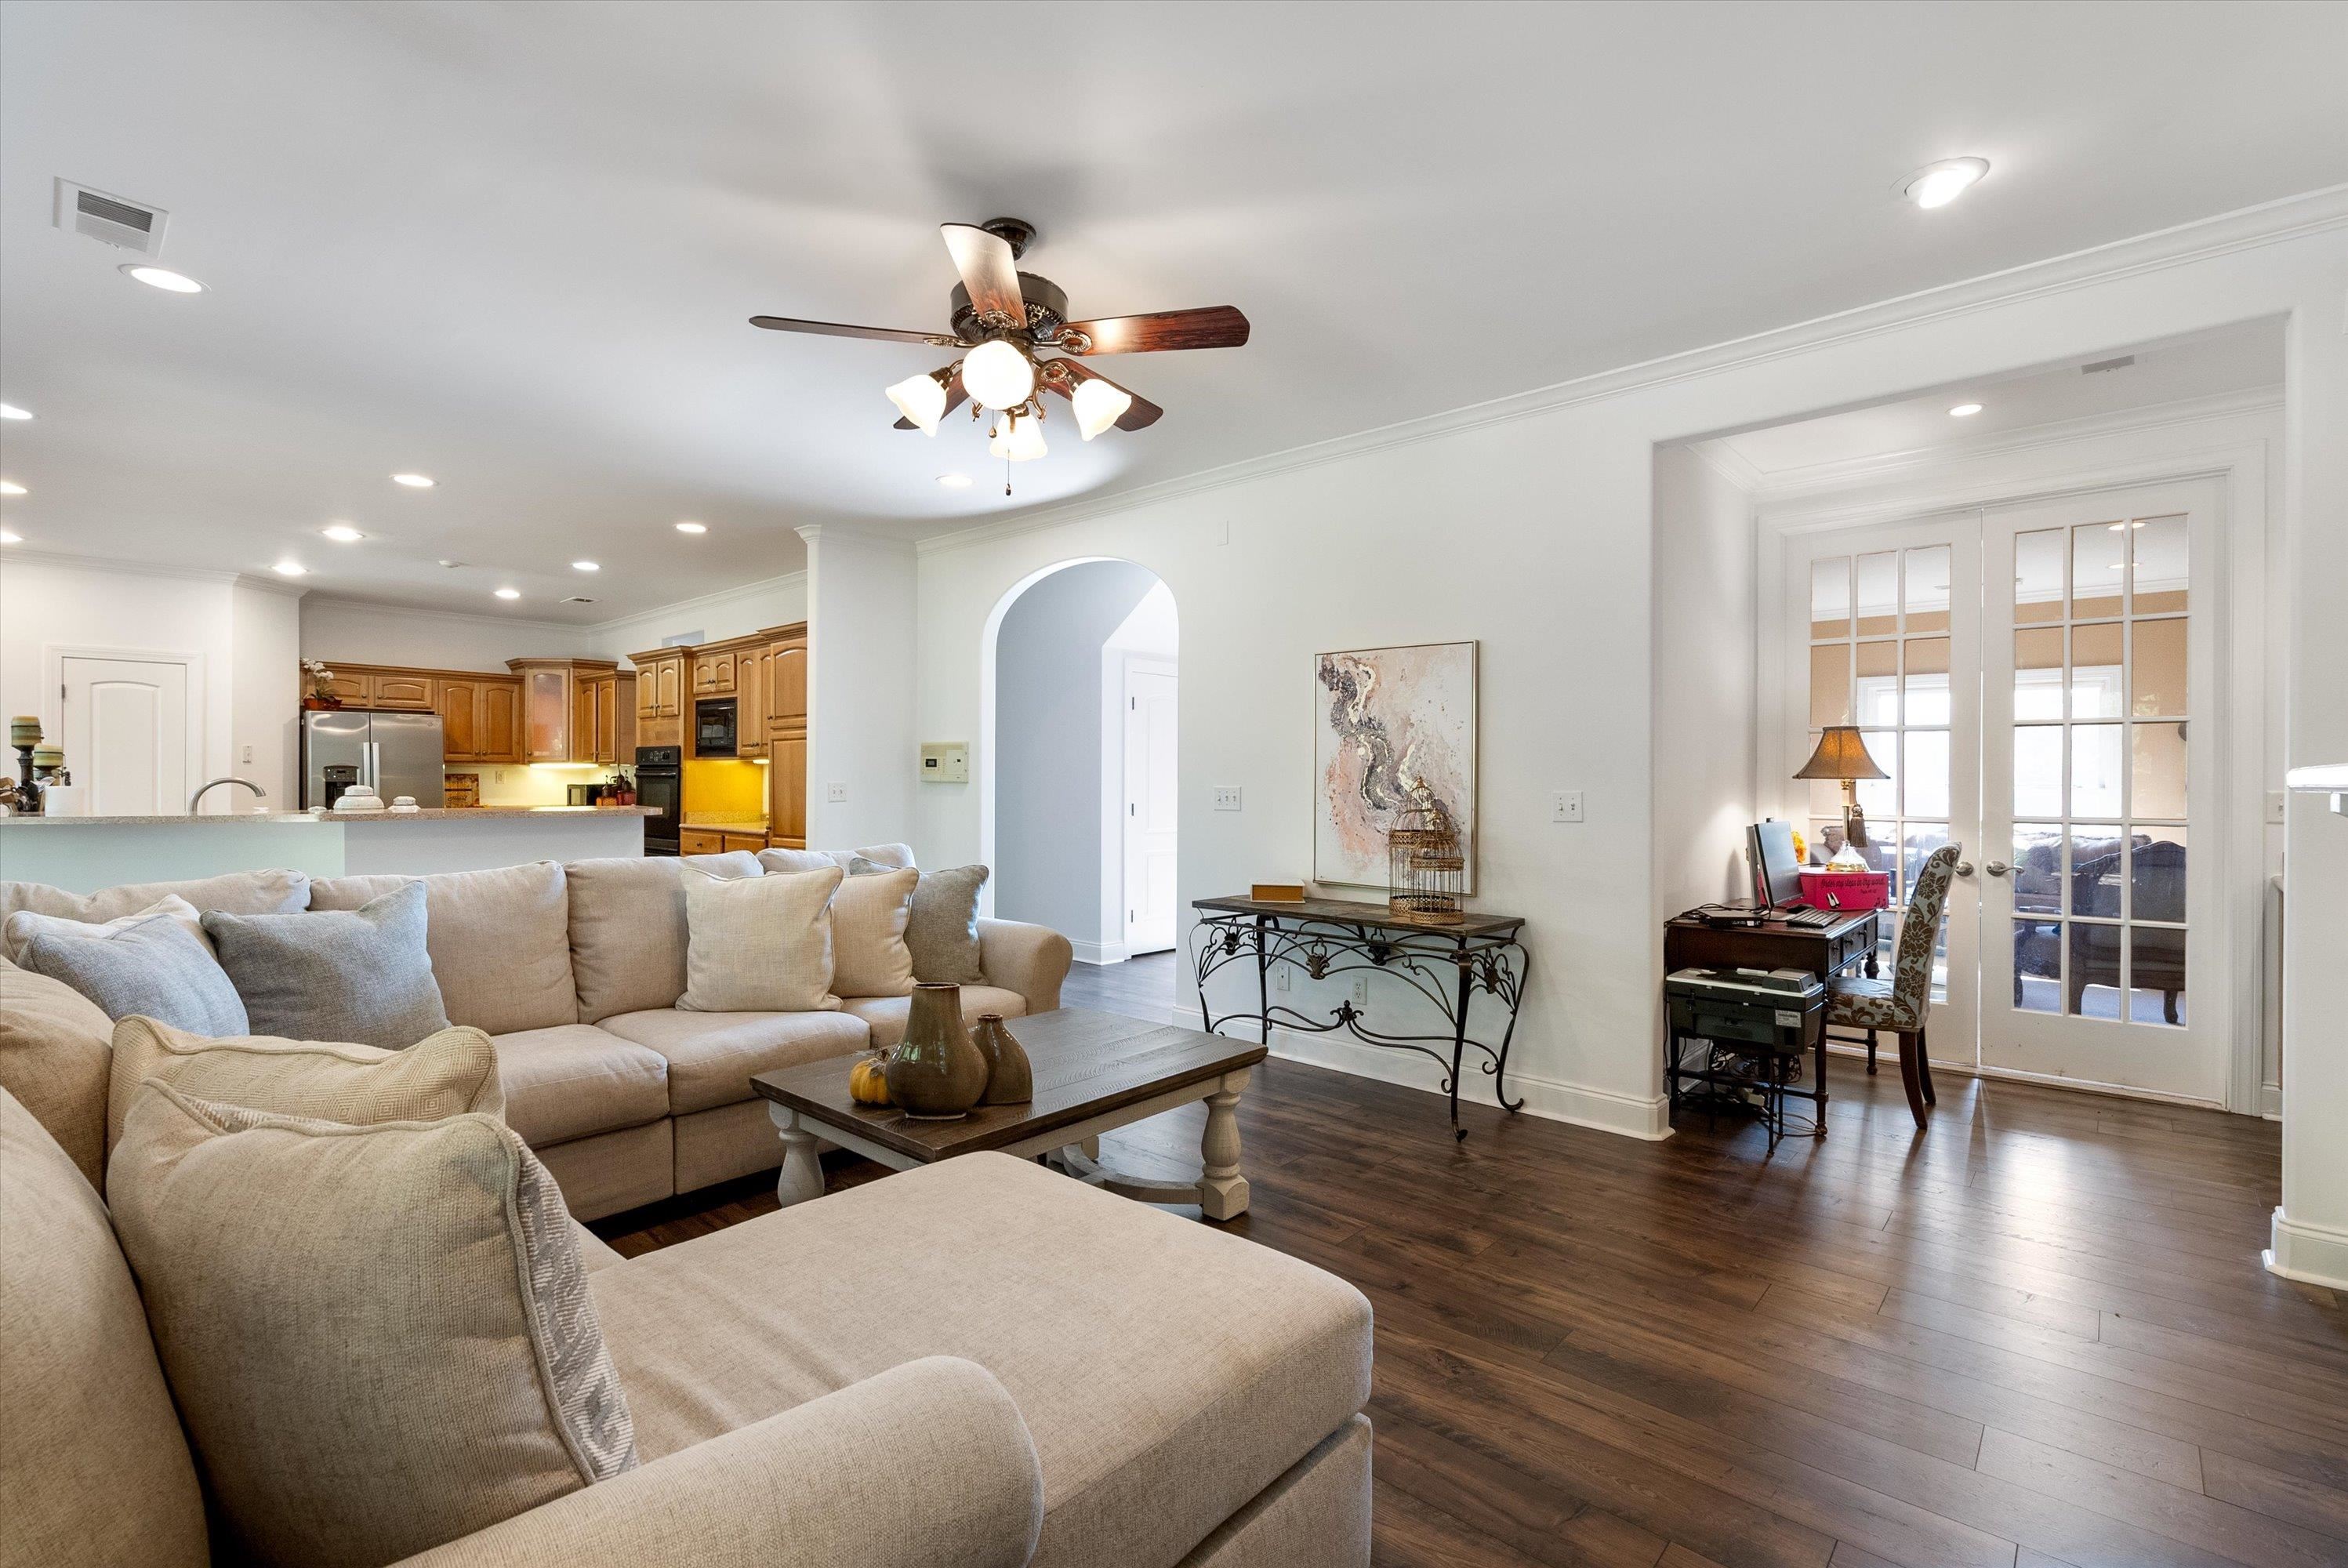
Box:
973;1014;1033;1105
885;984;989;1120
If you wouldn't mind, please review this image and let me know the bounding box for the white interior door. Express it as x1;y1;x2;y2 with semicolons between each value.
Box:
1784;517;1982;1067
1979;479;2224;1102
60;655;189;815
1122;658;1178;954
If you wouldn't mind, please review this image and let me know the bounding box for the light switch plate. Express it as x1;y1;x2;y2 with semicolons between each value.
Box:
826;782;847;804
1213;786;1243;811
2266;789;2288;826
1551;790;1584;823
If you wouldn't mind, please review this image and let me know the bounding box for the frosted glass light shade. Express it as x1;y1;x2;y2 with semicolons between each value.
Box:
1005;414;1047;461
884;372;947;434
961;339;1035;410
1071;377;1133;440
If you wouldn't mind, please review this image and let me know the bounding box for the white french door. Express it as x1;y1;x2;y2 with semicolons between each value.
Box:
1979;480;2223;1102
1121;658;1178;955
1781;477;2227;1102
1783;517;1982;1067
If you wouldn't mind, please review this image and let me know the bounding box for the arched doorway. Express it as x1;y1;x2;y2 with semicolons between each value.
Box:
980;558;1178;964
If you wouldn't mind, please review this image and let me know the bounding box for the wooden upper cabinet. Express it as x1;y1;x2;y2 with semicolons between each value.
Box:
735;649;767;757
438;680;482;760
369;672;435;711
477;680;520;761
692;652;735;695
769;637;807;735
506;658;617;764
657;659;683;717
323;670;370;705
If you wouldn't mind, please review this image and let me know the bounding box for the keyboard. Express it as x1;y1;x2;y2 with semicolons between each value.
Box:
1777;906;1840;929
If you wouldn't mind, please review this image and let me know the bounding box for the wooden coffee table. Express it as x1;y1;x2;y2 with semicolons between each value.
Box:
750;1007;1268;1221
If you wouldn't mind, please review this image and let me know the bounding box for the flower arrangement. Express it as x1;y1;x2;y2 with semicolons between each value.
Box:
302;659;343;707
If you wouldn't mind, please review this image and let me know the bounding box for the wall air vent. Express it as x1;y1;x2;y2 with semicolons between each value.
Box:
54;180;170;256
2081;354;2136;375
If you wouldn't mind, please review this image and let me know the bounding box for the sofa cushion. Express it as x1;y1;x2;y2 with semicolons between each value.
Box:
0;868;309;963
844;985;1029;1050
758;842;916;876
21;909;251;1037
108;1085;637;1568
831;864;917;998
0;1088;208;1568
566;851;763;1022
590;1153;1372;1568
679;864;841;1014
204;883;451;1048
309;860;578;1036
600;1007;871;1116
0;965;113;1185
494;1023;670;1146
107;1014;504;1155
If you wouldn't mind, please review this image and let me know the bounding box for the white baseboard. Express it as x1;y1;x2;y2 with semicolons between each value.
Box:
2260;1082;2282;1120
1176;1009;1668;1141
1068;940;1131;967
2266;1206;2348;1290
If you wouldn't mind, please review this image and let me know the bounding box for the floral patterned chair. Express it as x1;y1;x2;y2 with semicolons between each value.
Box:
1824;843;1960;1128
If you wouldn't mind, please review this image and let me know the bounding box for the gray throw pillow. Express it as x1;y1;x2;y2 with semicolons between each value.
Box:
854;858;989;985
21;912;250;1036
202;883;450;1049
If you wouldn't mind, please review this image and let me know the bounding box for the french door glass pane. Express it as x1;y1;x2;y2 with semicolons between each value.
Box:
1856;552;1900;636
2131;927;2187;1025
2015;726;2063;818
2016;529;2065;622
2132;619;2187;717
2071;622;2125;719
2014;628;2064;719
1856;641;1898;724
2071;724;2123;818
1904;545;1951;633
2132;824;2187;923
1856;731;1897;822
2070;832;2127;916
1906;729;1951;818
2015;920;2061;1012
2012;823;2063;912
2132;722;2188;819
1810;557;1852;637
2132;514;2189;613
2072;524;2125;618
2067;922;2125;1017
1903;637;1951;724
1809;644;1851;727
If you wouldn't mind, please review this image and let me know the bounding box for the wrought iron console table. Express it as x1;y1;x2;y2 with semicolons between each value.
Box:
1189;895;1528;1140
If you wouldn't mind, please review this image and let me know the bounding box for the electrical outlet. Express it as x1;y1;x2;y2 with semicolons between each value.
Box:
1273;966;1290;991
1349;975;1369;1010
2266;790;2288;826
1213;786;1243;811
826;782;847;804
1551;789;1584;823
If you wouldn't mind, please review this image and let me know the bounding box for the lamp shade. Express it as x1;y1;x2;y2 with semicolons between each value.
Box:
1794;725;1888;781
884;371;948;434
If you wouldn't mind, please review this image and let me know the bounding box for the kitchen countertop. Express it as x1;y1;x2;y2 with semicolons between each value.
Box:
0;806;663;826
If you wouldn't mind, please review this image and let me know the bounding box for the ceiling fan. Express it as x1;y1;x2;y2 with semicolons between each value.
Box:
749;217;1248;477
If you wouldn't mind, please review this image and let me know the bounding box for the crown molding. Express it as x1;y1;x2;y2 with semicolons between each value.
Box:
230;572;310;598
300;568;807;639
1;546;245;587
1683;440;1768;495
590;568;810;630
797;524;915;555
297;594;587;635
916;183;2348;561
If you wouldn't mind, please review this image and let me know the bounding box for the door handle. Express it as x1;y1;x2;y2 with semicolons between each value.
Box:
1985;859;2011;877
1955;862;1976;877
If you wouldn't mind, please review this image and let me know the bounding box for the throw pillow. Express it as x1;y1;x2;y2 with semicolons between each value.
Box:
830;864;918;998
907;865;990;985
20;910;250;1037
677;863;841;1013
107;1083;637;1568
757;843;914;877
0;966;114;1186
0;868;310;963
105;1014;505;1156
201;881;449;1048
306;862;577;1036
4;891;211;959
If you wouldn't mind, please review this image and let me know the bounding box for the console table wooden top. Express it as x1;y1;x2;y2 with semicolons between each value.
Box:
1192;894;1526;939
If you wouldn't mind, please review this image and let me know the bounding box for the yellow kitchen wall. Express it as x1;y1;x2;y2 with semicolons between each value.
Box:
684;758;768;823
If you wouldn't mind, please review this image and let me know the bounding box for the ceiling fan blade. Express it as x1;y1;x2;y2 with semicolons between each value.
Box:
940;223;1026;326
749;314;952;346
1043;359;1163;430
1060;306;1249;355
892;368;969;430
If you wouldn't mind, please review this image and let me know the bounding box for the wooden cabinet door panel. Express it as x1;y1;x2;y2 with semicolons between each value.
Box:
678;828;727;856
720;832;768;853
770;642;807;733
636;665;662;721
324;670;369;705
478;681;520;762
769;735;807;842
437;681;479;760
594;677;619;763
371;673;434;710
521;669;568;760
658;659;682;717
735;652;766;757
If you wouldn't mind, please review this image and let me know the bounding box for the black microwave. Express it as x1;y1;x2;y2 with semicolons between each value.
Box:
694;697;738;758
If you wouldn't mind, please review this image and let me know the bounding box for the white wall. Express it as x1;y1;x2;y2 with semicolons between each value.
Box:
1650;446;1758;914
799;528;915;848
993;559;1160;950
892;200;2346;1158
230;580;303;804
595;572;807;666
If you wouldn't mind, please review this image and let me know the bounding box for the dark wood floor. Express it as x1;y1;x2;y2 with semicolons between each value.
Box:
597;997;2347;1568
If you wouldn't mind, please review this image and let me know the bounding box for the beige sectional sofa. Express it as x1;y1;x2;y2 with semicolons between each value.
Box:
0;848;1072;1219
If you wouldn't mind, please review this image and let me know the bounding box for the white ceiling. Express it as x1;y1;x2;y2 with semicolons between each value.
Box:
1;1;2342;621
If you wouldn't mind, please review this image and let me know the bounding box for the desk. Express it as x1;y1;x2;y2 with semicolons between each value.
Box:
1192;895;1526;1141
1661;909;1878;1141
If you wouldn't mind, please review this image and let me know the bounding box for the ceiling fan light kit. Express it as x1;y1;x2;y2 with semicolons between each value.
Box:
751;216;1245;485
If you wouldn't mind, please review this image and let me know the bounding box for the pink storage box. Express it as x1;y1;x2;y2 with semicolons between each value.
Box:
1798;869;1890;913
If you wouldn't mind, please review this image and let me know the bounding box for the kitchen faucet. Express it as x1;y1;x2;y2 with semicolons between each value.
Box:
188;777;268;814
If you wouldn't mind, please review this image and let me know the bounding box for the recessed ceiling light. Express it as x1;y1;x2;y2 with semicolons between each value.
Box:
494;587;521;600
0;480;24;496
571;560;600;572
1947;402;1983;417
437;558;462;568
272;560;307;577
390;472;435;488
320;524;365;543
0;404;29;421
0;530;20;545
121;264;205;293
673;521;707;534
936;473;972;489
1900;157;1989;210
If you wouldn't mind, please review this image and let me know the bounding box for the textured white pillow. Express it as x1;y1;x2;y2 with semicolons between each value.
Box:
830;865;918;999
678;863;841;1013
2;893;209;962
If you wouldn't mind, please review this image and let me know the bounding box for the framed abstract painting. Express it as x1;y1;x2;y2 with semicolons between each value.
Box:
1312;640;1477;892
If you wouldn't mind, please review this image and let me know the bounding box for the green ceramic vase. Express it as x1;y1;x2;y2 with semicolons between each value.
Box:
885;983;989;1120
972;1014;1033;1105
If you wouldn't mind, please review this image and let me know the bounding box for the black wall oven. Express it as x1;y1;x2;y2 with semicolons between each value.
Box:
694;697;738;759
633;746;682;855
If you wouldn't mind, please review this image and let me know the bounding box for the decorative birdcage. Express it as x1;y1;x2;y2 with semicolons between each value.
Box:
1387;783;1466;924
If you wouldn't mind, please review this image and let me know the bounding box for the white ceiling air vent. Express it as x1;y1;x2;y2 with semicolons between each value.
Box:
2081;354;2136;375
55;180;170;256
561;596;598;605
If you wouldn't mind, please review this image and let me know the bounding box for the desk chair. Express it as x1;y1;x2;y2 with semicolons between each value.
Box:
1824;844;1959;1128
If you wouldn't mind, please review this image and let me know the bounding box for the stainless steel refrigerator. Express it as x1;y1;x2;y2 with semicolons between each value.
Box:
301;710;446;809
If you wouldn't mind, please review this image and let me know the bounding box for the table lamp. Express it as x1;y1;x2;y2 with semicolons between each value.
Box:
1795;726;1889;870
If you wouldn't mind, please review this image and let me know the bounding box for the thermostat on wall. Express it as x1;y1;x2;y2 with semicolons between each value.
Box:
920;742;969;783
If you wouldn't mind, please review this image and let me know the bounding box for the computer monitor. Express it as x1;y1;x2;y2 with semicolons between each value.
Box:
1748;819;1806;909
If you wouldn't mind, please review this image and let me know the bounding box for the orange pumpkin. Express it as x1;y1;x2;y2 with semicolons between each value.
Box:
848;1054;892;1106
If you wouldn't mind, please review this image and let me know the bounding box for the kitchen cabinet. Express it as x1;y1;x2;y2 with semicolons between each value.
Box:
506;658;623;764
735;648;768;758
437;677;524;764
720;831;768;854
322;670;370;705
476;680;519;761
629;648;685;751
768;734;807;848
368;672;435;711
691;652;735;696
678;828;727;856
768;636;806;736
